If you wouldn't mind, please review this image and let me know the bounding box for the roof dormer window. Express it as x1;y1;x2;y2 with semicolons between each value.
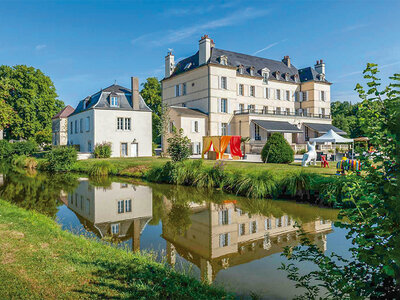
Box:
275;71;281;80
238;65;244;75
294;74;299;83
319;74;325;81
249;67;255;76
184;62;192;70
285;73;290;81
110;95;119;107
261;68;270;84
219;55;228;66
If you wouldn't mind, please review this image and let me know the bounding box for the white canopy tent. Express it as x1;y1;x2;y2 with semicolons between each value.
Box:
310;129;354;159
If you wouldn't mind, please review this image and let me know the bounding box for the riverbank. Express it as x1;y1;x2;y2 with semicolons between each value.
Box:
68;157;342;206
0;200;229;299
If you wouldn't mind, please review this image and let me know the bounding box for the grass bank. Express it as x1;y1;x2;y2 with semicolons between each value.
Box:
0;200;230;299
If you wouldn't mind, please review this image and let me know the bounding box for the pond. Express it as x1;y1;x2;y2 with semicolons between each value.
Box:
0;168;351;299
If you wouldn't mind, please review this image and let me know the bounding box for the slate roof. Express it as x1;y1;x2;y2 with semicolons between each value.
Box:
252;120;303;133
70;84;151;116
304;123;347;135
170;47;329;83
169;106;208;117
52;105;75;119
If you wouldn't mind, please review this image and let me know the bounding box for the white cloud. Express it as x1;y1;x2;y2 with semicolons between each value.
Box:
252;39;287;55
35;44;47;51
341;24;367;33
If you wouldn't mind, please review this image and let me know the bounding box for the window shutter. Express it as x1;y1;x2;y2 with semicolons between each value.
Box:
227;99;230;114
217;99;221;113
219;234;223;247
255;220;258;232
299;92;303;102
218;210;223;225
218;123;222;136
228;209;232;224
191;121;195;133
227;233;231;246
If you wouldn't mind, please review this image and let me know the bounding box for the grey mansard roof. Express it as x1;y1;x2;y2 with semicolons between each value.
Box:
169;48;329;84
71;84;151;116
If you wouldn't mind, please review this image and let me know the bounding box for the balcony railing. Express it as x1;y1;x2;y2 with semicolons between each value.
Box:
234;109;331;119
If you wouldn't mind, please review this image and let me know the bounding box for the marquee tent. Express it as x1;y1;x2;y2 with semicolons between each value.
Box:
202;136;243;159
310;129;354;158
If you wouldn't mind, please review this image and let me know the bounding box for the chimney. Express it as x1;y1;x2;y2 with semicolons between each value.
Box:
165;52;175;78
131;77;140;110
282;55;291;68
199;35;213;65
315;59;325;75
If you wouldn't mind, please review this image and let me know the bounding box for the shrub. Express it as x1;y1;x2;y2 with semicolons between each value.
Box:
296;148;307;155
174;159;203;185
0;140;12;160
261;133;294;164
88;161;114;177
195;161;227;189
167;129;191;162
11;140;38;156
279;171;324;200
45;146;77;172
93;142;112;158
146;161;177;183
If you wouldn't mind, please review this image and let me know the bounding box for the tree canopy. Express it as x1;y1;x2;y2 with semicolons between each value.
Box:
0;65;64;143
331;100;364;138
140;77;162;144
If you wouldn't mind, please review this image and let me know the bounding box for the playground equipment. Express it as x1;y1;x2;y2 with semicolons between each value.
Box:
336;157;362;175
302;141;317;167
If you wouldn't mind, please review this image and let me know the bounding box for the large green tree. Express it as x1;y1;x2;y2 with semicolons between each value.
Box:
331;100;364;138
281;65;400;299
0;65;64;143
140;77;162;144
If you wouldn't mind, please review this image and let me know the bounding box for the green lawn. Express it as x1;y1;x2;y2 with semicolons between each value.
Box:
0;200;229;300
72;157;337;179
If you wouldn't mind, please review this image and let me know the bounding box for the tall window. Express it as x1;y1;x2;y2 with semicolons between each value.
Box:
286;108;291;115
321;91;325;101
117;117;124;130
286;90;290;101
219;209;229;225
110;96;118;107
321;108;326;117
219;233;230;247
250;68;255;76
239;223;246;236
263;72;269;84
88;141;92;152
182;83;187;95
111;223;119;235
75;120;78;133
221;77;227;89
239;103;244;112
175;84;180;97
238;84;244;96
125;118;131;130
263;106;268;114
265;218;272;230
264;88;269;99
303;91;308;101
250;86;255;97
276;217;283;228
169;121;175;133
192;120;199;132
220;123;228;136
70;122;73;134
80;119;83;133
254;123;261;140
85;117;90;132
220;98;227;113
239;66;244;74
250;221;257;234
248;104;255;112
276;107;281;115
276;89;281;100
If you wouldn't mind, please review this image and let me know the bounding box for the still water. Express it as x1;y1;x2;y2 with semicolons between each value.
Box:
0;169;351;299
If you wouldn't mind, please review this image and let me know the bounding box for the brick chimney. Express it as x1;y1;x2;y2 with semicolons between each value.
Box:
165;52;175;78
131;77;140;110
282;55;291;68
315;59;325;75
199;35;213;65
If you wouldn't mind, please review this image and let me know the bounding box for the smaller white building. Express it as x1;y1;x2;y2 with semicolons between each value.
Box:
67;77;152;157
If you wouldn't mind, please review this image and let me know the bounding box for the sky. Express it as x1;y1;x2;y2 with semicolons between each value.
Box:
1;0;399;107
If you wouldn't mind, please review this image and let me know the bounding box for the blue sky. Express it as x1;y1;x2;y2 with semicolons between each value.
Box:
1;0;399;107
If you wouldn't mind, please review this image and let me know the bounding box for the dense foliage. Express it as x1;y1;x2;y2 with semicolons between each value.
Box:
93;142;112;158
0;65;64;143
331;100;365;138
10;140;38;156
0;140;12;159
43;146;77;172
0;99;15;131
281;65;400;299
140;77;162;144
261;133;294;163
167;128;192;162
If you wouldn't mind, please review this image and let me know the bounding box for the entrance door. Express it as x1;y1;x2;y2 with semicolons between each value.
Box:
131;143;138;157
121;143;128;157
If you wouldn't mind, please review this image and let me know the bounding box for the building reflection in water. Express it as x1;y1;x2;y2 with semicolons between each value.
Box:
64;179;153;251
162;200;332;283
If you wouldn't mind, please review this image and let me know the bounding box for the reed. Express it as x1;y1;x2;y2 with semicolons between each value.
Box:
88;161;114;177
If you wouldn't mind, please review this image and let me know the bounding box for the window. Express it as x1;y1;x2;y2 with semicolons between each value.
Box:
219;233;230;247
264;88;269;99
265;218;272;230
276;217;283;228
303;91;308;101
321;108;326;117
248;104;255;112
276;89;281;100
221;76;227;89
249;67;255;76
191;142;201;154
219;55;228;65
286;90;290;101
70;122;73;134
250;221;257;234
219;209;230;225
125;118;131;130
182;83;187;95
220;98;227;113
254;123;261;141
276;107;281;115
111;223;119;235
238;84;244;96
118;200;132;213
239;65;244;74
250;86;255;97
239;223;246;236
321;91;325;101
286;108;291;115
85;117;90;131
285;73;290;81
118;200;124;213
88;141;92;152
75;120;78;133
125;200;132;212
295;92;299;102
175;85;180;97
220;123;228;136
110;96;118;107
192;120;199;132
80;119;83;133
117;118;124;130
169;121;175;133
263;72;269;84
239;103;244;112
263;106;268;114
